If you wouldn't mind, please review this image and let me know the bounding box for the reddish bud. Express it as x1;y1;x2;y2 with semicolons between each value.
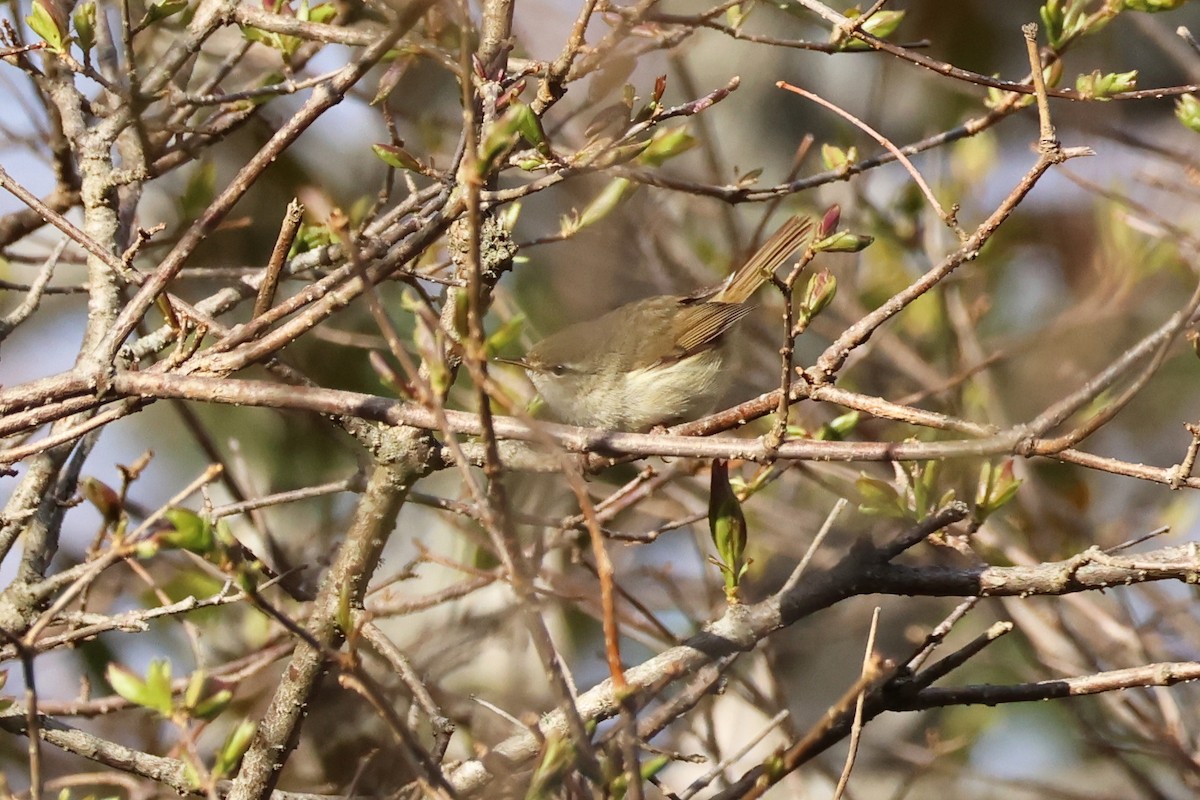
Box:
820;204;841;238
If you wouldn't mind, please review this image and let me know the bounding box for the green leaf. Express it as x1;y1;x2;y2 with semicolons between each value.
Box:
213;720;257;779
185;670;234;720
107;660;174;716
574;177;635;230
861;9;904;39
145;0;189;24
856;474;907;519
239;14;301;55
726;3;748;29
371;143;424;173
912;460;938;517
640;755;670;780
637;127;695;166
297;0;335;22
26;0;68;53
183;669;206;709
290;221;335;256
145;659;174;713
106;663;147;706
526;732;573;799
160;508;217;554
478;104;531;175
816;410;859;441
239;24;272;46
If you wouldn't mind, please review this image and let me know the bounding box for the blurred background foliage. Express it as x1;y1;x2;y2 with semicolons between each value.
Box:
3;0;1200;797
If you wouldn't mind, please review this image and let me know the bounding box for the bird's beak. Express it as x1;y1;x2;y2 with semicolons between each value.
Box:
493;355;532;371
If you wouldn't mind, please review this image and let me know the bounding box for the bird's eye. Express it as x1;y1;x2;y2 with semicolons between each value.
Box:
550;364;569;376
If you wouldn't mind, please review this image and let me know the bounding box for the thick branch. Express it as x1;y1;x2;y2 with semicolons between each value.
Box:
227;427;434;800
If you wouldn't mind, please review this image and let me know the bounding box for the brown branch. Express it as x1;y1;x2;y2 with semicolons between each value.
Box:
96;2;434;363
0;710;194;794
894;661;1200;710
226;430;435;800
6;370;1200;495
445;503;1200;794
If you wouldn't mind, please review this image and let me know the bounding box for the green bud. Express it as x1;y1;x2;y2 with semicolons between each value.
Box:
213;720;257;779
1177;94;1200;134
73;2;96;52
1039;0;1064;45
133;539;160;559
832;8;904;50
160;508;217;554
1075;69;1137;100
817;410;859;441
509;101;549;155
975;459;1022;522
820;143;857;172
861;9;904;39
709;459;749;602
1123;0;1184;10
191;686;234;720
371;143;424;173
856;473;907;519
725;3;747;29
800;269;837;320
813;230;873;253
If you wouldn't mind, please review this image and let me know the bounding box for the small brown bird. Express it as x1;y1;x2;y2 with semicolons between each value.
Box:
508;215;814;430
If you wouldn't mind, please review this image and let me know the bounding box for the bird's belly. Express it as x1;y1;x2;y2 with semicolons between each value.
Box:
609;349;726;430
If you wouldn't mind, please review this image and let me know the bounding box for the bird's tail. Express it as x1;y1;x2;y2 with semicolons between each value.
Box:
714;214;815;304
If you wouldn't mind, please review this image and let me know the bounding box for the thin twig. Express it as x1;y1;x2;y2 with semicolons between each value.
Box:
1022;23;1059;153
253;199;305;319
776;81;961;236
781;498;846;594
833;606;881;799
